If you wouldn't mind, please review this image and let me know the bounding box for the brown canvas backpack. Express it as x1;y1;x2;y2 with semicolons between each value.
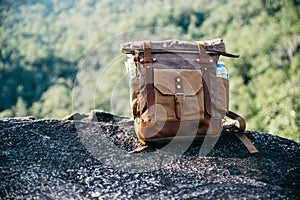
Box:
121;39;258;154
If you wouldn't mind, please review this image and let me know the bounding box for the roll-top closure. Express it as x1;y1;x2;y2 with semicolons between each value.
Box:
121;39;239;58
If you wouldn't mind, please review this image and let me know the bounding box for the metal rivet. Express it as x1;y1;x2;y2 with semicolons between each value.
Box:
140;58;144;62
209;59;213;63
176;78;181;83
153;58;157;62
146;66;150;69
204;67;207;70
177;85;181;89
196;58;200;62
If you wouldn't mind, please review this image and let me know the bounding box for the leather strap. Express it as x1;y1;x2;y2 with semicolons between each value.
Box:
226;111;246;132
226;111;259;154
143;41;155;114
197;43;211;64
202;69;212;116
175;95;184;120
198;41;206;49
197;43;212;115
174;76;184;120
233;132;259;154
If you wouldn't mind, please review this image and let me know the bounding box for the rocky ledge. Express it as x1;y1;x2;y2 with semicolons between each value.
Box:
0;110;299;199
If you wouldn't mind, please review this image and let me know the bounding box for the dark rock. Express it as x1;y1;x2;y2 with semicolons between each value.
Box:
0;112;299;199
62;112;90;121
63;110;134;126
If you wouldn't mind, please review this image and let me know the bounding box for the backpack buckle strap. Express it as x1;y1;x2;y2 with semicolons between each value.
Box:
174;93;185;120
174;74;185;120
174;93;185;102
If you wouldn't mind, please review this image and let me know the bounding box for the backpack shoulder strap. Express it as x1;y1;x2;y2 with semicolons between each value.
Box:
226;111;259;154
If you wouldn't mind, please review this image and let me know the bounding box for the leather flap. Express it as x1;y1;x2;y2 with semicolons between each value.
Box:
154;69;202;96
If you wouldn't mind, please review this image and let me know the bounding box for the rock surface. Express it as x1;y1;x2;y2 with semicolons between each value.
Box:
0;111;299;199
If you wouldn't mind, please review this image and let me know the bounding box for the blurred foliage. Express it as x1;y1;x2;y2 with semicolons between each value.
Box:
0;0;299;142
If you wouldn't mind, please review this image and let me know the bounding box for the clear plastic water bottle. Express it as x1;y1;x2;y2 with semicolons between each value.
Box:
216;61;228;79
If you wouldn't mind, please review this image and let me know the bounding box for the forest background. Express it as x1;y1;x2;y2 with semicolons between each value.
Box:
0;0;299;142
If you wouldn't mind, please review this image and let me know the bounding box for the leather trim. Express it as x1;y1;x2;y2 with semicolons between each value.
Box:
137;118;222;143
197;44;213;116
226;111;246;132
226;111;259;154
233;132;259;154
202;69;212;116
143;41;155;114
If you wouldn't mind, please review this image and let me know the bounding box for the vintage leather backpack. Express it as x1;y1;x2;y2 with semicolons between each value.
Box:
121;39;258;154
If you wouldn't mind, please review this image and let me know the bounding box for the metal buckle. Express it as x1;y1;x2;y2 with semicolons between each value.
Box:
175;93;185;101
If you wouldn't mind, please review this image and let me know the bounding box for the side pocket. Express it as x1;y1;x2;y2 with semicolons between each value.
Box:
215;77;229;117
223;78;229;112
130;77;140;118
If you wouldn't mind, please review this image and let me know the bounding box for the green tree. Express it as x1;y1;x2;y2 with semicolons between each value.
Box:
0;0;299;142
15;97;27;117
30;79;72;119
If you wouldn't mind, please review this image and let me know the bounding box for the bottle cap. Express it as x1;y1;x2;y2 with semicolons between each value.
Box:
217;61;224;68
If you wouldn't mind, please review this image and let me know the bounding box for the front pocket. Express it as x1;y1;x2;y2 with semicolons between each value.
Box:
153;69;205;121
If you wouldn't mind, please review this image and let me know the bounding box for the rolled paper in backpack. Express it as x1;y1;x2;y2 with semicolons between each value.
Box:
124;56;137;79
